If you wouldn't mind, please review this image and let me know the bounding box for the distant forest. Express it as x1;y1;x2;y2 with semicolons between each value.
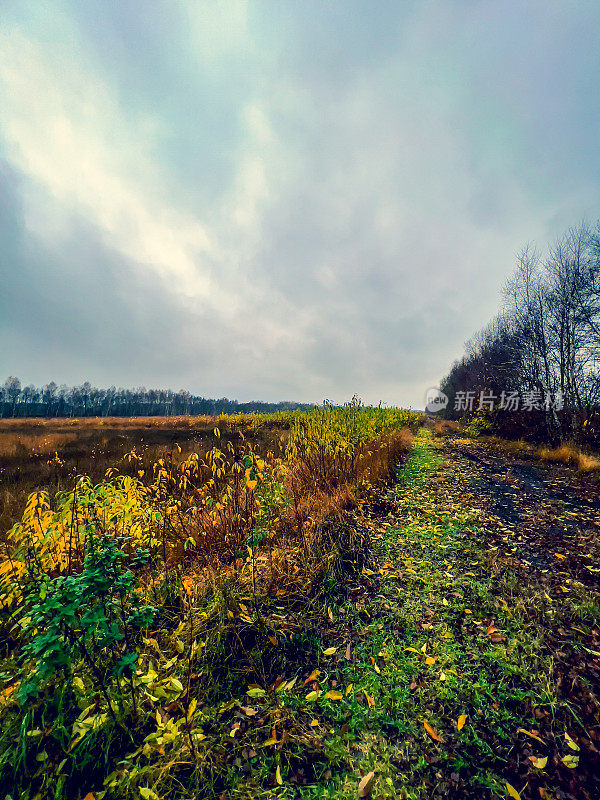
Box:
0;377;312;418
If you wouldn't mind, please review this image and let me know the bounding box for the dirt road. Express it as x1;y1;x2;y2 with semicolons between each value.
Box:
443;435;600;586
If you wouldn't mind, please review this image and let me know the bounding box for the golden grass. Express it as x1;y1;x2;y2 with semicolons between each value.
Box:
0;432;80;457
430;420;460;435
0;414;246;432
538;443;600;472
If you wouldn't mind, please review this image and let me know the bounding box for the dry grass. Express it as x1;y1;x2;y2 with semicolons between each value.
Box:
480;434;600;474
538;442;600;472
0;417;287;540
430;419;460;435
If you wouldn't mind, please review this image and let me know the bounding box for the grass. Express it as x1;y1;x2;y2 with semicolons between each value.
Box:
1;419;598;799
268;429;599;799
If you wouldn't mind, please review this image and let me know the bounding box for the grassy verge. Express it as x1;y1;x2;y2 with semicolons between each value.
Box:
280;429;598;799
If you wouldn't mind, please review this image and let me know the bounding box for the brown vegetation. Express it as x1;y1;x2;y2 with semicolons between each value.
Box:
0;415;287;540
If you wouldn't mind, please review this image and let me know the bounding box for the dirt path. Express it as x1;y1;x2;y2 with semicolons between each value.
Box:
426;432;600;799
442;435;600;586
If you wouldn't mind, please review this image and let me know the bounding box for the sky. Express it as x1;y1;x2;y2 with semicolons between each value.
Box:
1;1;599;408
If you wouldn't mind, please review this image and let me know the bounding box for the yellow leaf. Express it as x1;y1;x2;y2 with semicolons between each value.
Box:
423;720;442;742
530;756;547;769
262;737;278;746
425;656;436;666
565;732;580;751
506;782;521;800
457;714;467;731
324;690;343;700
517;728;545;745
346;683;353;696
323;647;337;656
139;790;159;800
275;765;283;785
561;754;579;769
310;718;319;727
305;690;321;701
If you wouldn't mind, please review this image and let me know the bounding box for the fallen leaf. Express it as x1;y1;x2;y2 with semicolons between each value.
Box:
275;765;283;785
565;732;580;751
457;714;467;731
304;670;321;685
561;754;579;769
529;756;547;769
324;690;343;700
423;720;442;742
357;771;375;798
506;782;521;800
323;647;337;656
139;790;159;800
517;728;545;745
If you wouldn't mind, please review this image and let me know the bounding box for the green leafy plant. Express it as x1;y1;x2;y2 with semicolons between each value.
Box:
18;531;155;720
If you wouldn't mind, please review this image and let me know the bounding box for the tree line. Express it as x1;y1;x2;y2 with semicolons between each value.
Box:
0;378;311;419
440;220;600;444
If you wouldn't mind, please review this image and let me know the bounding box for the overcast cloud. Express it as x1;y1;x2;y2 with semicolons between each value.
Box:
1;0;599;407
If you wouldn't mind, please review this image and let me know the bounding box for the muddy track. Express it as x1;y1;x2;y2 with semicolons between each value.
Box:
441;437;600;586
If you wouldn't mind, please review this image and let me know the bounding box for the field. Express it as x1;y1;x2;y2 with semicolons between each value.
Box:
0;414;292;538
2;410;600;800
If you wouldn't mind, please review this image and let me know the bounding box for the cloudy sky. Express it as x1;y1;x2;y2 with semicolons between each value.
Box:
1;1;599;407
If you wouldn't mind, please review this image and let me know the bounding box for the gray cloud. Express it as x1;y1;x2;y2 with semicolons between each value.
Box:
1;0;599;407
